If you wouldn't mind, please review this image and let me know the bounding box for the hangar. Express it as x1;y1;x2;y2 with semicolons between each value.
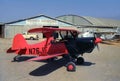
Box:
2;15;75;38
56;14;120;35
1;14;120;39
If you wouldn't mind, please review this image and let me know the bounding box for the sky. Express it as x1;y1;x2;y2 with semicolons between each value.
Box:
0;0;120;22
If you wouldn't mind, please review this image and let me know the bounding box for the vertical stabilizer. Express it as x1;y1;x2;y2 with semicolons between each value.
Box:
12;34;28;50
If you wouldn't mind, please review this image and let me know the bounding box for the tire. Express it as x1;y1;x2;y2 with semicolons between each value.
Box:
77;57;84;65
66;62;76;72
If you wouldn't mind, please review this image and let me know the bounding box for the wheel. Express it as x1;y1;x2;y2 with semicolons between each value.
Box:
66;62;76;72
76;57;84;65
13;55;21;62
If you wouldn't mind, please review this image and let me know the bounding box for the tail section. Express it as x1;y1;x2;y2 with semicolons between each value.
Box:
12;34;28;50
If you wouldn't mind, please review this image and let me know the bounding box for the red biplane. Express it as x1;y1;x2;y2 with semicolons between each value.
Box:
7;27;102;71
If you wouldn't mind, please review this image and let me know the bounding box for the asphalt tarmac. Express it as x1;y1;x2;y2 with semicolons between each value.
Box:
0;38;120;81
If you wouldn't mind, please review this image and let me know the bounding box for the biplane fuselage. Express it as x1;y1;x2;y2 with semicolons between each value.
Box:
11;36;68;56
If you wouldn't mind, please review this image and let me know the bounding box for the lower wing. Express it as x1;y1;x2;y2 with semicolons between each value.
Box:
27;53;68;61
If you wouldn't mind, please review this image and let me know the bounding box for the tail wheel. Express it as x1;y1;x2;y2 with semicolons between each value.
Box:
66;62;76;72
77;57;84;65
13;55;21;62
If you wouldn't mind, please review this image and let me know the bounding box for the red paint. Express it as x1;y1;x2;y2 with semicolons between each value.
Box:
95;38;102;44
68;64;74;71
7;28;73;61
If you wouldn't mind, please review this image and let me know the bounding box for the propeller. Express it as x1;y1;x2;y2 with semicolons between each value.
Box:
96;43;99;51
93;33;102;51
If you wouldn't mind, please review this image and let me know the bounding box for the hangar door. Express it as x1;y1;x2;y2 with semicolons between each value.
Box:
0;25;3;38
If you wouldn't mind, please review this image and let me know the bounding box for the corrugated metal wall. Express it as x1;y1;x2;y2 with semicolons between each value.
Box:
5;25;25;38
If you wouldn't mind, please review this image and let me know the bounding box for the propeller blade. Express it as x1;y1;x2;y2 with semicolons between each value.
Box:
96;44;99;51
93;33;101;51
93;33;96;38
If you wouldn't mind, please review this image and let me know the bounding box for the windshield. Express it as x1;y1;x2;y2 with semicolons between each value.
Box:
60;31;78;40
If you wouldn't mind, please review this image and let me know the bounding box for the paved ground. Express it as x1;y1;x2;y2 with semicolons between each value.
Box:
0;38;120;81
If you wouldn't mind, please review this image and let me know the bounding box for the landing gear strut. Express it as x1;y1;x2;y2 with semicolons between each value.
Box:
65;55;76;72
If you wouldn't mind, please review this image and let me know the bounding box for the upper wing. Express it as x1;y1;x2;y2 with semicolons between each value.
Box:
28;27;79;33
28;27;80;38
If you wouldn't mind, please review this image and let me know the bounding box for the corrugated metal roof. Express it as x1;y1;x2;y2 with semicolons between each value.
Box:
83;16;120;27
4;14;120;27
56;14;120;27
5;14;75;26
56;14;93;26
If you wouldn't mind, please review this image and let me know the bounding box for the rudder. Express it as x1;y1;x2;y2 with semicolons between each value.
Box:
12;34;28;50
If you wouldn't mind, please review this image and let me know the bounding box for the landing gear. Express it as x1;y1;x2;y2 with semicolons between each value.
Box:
13;55;21;62
64;55;76;72
65;54;85;71
76;57;84;65
66;62;76;72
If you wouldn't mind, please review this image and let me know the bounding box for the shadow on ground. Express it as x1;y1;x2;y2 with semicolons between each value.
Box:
101;41;115;45
29;58;95;76
11;56;36;62
11;56;95;76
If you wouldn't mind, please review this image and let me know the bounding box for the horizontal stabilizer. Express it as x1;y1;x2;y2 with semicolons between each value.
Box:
7;47;17;53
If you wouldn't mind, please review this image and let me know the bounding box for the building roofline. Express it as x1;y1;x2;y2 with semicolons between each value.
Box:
56;14;120;27
5;14;75;26
56;14;93;25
